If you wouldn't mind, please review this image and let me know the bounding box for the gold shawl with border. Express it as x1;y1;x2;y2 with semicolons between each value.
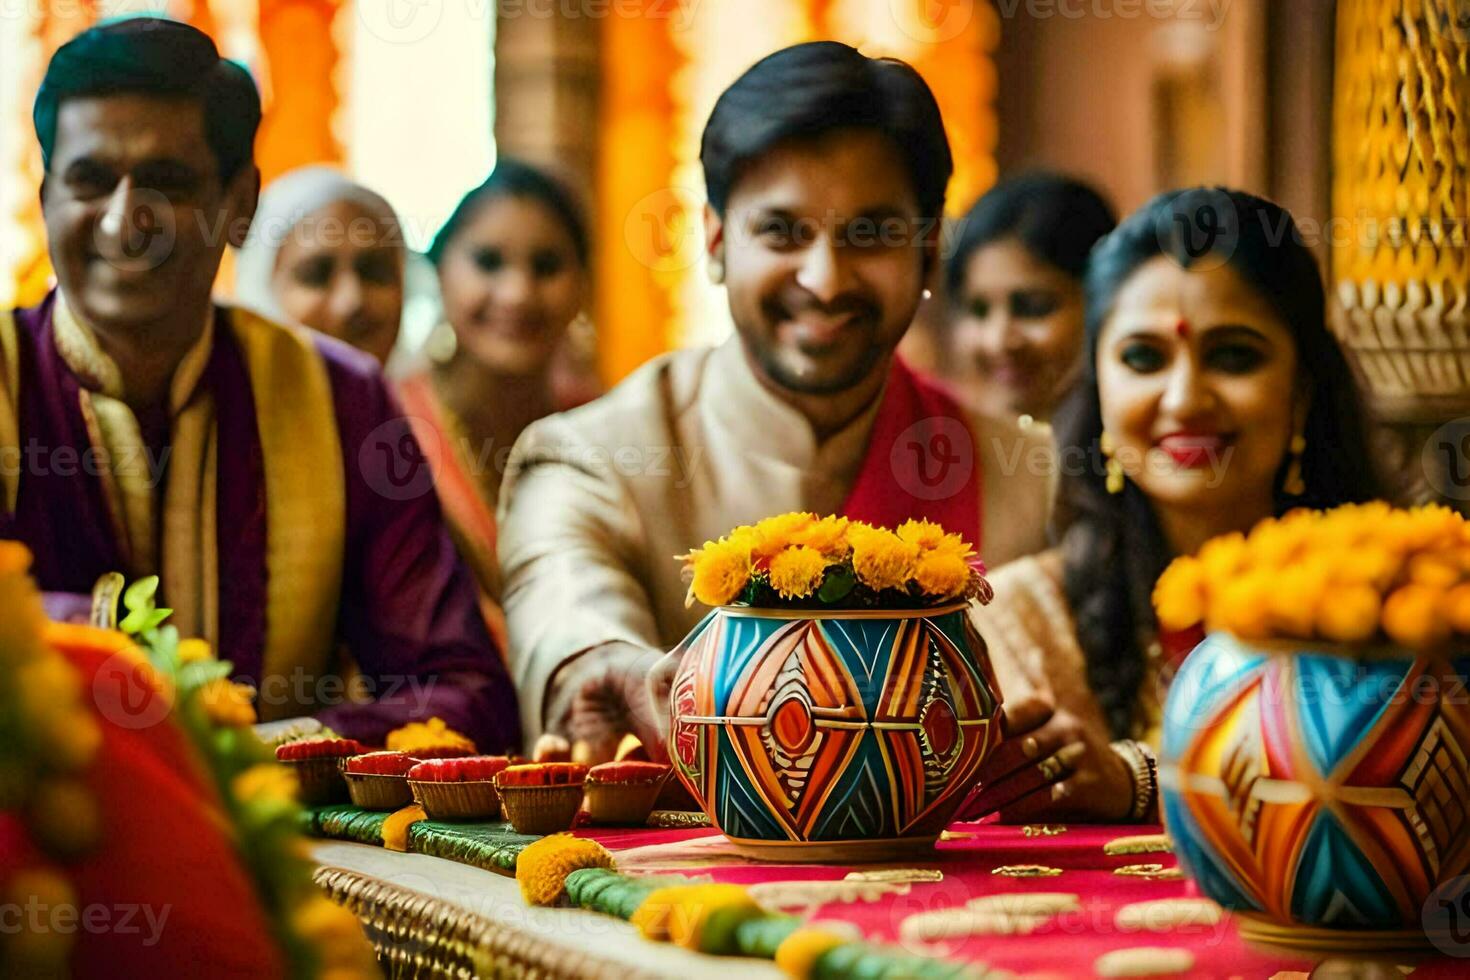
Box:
0;301;345;719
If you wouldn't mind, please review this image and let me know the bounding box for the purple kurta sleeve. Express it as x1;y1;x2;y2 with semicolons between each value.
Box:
313;340;520;751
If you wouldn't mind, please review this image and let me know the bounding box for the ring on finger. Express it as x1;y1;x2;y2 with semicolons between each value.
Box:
1037;753;1066;782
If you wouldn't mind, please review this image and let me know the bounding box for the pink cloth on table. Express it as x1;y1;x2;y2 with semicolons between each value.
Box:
578;821;1460;977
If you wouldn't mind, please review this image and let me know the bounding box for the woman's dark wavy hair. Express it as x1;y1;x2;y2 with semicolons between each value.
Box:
945;171;1117;299
1056;187;1383;736
427;157;589;268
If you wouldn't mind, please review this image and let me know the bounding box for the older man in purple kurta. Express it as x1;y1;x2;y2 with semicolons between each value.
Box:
1;18;518;749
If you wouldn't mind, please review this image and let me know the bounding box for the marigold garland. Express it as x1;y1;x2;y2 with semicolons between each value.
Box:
554;866;981;978
0;544;101;974
515;834;616;906
680;513;989;610
107;569;377;977
774;927;850;978
1154;503;1470;651
630;882;764;953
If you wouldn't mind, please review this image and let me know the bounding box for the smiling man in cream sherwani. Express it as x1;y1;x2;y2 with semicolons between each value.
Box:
498;42;1054;756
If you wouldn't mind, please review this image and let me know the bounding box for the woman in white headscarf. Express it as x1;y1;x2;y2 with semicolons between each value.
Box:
235;166;406;365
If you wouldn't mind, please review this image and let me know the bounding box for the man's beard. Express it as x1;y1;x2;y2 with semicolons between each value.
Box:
749;292;887;396
753;338;884;396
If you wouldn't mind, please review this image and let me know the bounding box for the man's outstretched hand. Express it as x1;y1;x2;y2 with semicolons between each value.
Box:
549;642;679;764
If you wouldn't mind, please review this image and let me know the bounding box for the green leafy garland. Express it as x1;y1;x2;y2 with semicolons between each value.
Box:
115;577;376;979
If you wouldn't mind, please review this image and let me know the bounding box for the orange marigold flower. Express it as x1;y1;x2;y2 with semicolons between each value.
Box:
848;523;918;592
387;716;476;755
749;513;816;560
177;638;214;664
790;515;851;559
632;883;762;952
1403;505;1463;551
292;895;378;975
896;519;947;550
1213;575;1273;640
1409;552;1462;589
724;525;758;550
1248;518;1307;569
17;658;100;771
1154;557;1207;632
1268;559;1330;639
199;677;257;727
516;834;616;905
912;550;971;600
1383;583;1451;650
775;928;851;980
768;546;829;599
1444;582;1470;635
1197;532;1249;581
1316;584;1381;643
232;762;299;806
1331;546;1403;592
689;538;752;606
934;532;975;560
0;549;47;667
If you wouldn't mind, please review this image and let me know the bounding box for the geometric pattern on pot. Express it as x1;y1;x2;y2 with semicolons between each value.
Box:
670;607;999;844
1161;632;1470;929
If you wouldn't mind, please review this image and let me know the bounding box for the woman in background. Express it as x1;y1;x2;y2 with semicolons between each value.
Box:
944;172;1116;425
234;166;406;365
398;158;596;609
968;188;1382;824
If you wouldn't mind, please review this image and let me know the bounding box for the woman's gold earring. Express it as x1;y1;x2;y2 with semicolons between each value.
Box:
707;257;725;285
426;320;458;364
568;311;597;358
1101;430;1125;495
1284;433;1307;496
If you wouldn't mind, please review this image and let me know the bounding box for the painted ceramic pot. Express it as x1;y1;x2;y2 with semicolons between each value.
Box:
668;603;1001;862
1160;632;1470;951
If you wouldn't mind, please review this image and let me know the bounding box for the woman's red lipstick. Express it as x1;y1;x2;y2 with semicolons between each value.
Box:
1156;432;1228;469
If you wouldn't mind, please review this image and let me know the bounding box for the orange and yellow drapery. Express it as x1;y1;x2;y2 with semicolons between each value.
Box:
0;0;346;310
593;0;686;386
255;0;346;185
594;0;999;384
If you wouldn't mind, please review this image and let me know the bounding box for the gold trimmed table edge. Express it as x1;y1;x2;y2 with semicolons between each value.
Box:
311;841;783;980
316;865;546;979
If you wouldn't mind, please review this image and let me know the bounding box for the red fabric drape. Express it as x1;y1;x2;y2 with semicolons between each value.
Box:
842;358;982;549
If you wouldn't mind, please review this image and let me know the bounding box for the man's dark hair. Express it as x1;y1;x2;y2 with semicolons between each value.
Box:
34;17;262;182
946;171;1117;299
700;41;953;220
